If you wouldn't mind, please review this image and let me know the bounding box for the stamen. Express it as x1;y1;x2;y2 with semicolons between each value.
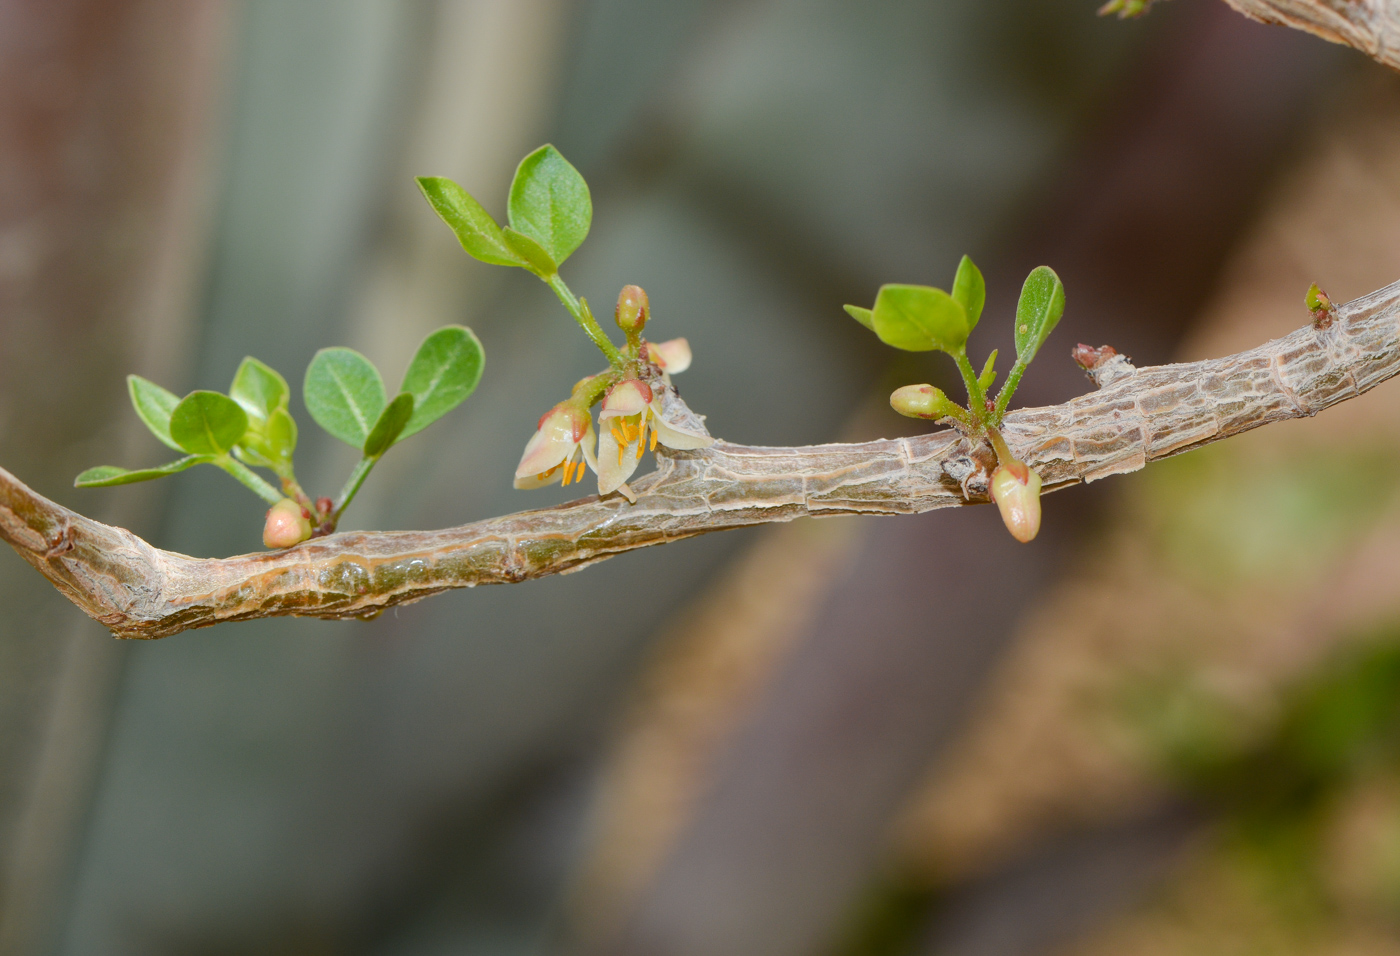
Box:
617;442;625;467
636;421;645;459
561;461;571;486
649;426;658;451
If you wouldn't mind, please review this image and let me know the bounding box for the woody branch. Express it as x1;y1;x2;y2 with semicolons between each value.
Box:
1220;0;1400;70
1;279;1396;640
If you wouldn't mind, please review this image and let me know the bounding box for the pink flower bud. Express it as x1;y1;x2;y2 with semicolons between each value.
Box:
990;462;1043;543
263;498;312;549
615;284;649;333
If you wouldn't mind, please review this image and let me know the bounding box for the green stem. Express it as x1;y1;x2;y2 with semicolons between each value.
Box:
986;425;1014;466
952;351;989;427
333;456;376;524
993;361;1027;422
573;370;618;408
546;274;624;366
215;456;283;505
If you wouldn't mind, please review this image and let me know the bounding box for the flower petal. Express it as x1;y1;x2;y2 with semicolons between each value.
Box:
596;419;642;495
647;385;713;450
513;465;563;490
599;380;651;420
515;405;586;480
648;338;692;374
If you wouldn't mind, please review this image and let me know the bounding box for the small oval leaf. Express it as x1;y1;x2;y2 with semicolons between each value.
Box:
75;456;209;487
502;227;558;277
303;347;387;448
843;304;875;331
951;255;986;331
398;326;484;441
507;145;591;266
1013;266;1066;366
363;393;415;458
230;357;290;422
127;375;183;451
170;391;249;456
871;284;969;353
416;176;525;267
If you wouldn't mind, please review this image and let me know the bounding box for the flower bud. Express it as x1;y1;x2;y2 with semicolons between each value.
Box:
890;384;958;420
990;462;1042;543
263;497;312;549
615;284;649;333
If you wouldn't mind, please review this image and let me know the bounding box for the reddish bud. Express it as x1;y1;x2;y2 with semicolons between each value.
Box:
263;498;313;549
1071;343;1118;371
615;284;650;333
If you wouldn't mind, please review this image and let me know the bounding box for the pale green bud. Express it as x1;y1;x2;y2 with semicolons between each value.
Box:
990;462;1042;543
890;384;960;420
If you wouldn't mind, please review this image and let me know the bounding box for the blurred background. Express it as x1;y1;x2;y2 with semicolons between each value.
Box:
2;0;1400;953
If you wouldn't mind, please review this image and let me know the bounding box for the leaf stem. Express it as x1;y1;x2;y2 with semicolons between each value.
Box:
333;457;376;524
215;456;284;505
986;425;1015;468
545;274;624;366
994;361;1028;422
952;351;989;427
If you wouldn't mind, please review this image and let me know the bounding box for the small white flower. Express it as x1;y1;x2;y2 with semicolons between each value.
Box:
514;402;598;490
596;379;712;500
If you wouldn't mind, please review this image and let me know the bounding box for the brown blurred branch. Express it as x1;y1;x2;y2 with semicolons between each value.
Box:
2;280;1397;639
1221;0;1400;69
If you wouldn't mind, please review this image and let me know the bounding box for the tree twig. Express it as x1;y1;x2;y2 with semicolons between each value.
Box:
1220;0;1400;70
3;280;1398;639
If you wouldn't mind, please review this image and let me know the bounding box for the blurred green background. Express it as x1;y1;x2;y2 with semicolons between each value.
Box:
3;1;1399;954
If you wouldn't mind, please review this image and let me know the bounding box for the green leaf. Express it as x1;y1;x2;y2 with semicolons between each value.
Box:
230;357;289;423
871;284;970;353
240;406;298;469
843;304;875;331
978;349;998;392
501;227;558;277
416;176;524;267
75;456;210;487
398;325;484;441
507;145;591;266
1014;266;1066;366
170;391;249;456
363;393;414;458
127;375;182;451
951;255;986;330
303;347;387;448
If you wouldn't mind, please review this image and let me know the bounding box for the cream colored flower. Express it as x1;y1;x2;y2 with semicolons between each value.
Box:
514;402;598;490
596;379;712;500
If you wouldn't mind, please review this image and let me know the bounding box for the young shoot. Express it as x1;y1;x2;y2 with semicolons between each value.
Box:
418;145;713;504
845;255;1066;542
75;326;484;548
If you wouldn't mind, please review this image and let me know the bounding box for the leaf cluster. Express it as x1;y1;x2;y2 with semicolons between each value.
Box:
846;256;1065;430
417;144;590;280
76;326;483;533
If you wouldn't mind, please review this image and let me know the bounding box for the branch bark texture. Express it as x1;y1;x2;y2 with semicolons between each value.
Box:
2;281;1398;639
1221;0;1400;69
